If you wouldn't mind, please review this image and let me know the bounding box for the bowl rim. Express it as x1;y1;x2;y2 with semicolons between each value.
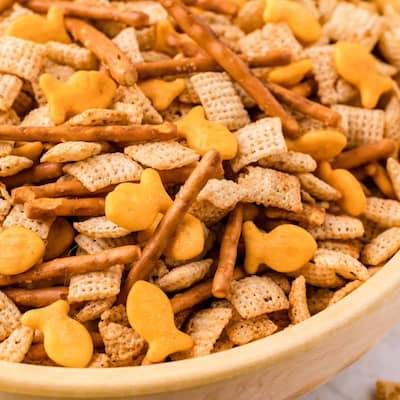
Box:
1;251;400;398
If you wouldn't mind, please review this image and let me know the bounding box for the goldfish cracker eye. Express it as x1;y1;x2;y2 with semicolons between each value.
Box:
39;70;116;124
286;130;347;161
7;6;71;44
333;42;393;109
139;79;186;111
21;300;93;368
243;221;317;274
176;106;238;160
126;281;193;363
267;59;313;86
263;0;322;43
0;226;45;275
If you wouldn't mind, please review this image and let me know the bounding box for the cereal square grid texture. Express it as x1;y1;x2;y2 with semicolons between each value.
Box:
112;27;144;64
259;151;317;173
75;297;116;322
297;173;342;201
380;25;400;70
362;227;400;265
64;153;143;192
73;217;131;238
384;96;400;143
113;102;143;125
288;276;311;325
190;72;249;131
363;197;400;228
0;73;22;111
0;326;33;363
41;142;102;163
318;240;361;259
21;105;54;127
0;291;21;342
66;109;130;126
309;214;364;240
0;183;11;224
75;234;135;254
231;117;286;172
0;155;32;177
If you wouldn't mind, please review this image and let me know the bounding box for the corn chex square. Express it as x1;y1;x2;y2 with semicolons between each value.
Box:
112;27;144;64
0;326;33;363
73;217;132;239
41;142;102;163
0;291;21;342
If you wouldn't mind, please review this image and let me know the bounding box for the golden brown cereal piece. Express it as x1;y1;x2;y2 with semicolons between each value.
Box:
238;166;302;212
0;155;32;177
361;227;400;265
231;117;286;172
0;326;33;363
113;102;143;125
157;259;212;293
376;381;400;400
125;141;199;170
263;272;291;295
361;217;385;243
265;205;325;227
328;280;363;306
259;151;316;173
41;142;102;164
112;27;143;64
307;287;333;315
88;353;110;368
309;214;364;240
66;109;129;126
64;153;142;192
0;183;11;224
75;234;135;255
21;105;54;127
297;173;341;201
384;95;400;143
189;200;231;226
293;261;345;288
363;197;400;228
230;276;289;319
0;141;13;157
0;73;22;111
387;157;400;201
117;1;167;25
76;297;116;323
318;240;361;259
288;276;310;324
0;291;21;341
212;333;234;353
74;217;131;239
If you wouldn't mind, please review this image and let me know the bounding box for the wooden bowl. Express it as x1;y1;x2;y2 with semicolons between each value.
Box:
1;251;400;400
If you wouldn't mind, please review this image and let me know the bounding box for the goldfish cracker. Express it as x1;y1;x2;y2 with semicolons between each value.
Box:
105;169;173;232
365;162;396;199
40;71;116;124
137;213;164;244
242;221;317;274
11;142;43;162
139;79;186;111
7;6;71;44
175;106;238;160
44;218;75;261
0;227;45;275
21;300;93;368
317;161;367;216
333;42;393;109
267;59;313;86
126;281;193;363
263;0;321;43
286;130;347;161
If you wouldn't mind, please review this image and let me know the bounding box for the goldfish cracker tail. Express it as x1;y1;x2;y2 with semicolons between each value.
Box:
141;169;173;211
242;221;264;274
39;74;67;124
47;7;71;44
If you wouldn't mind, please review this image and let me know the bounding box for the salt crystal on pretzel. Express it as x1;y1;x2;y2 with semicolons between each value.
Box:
190;72;249;130
238;166;302;212
318;240;361;259
74;217;131;239
332;105;385;148
0;73;22;111
0;155;32;177
88;353;110;368
384;96;400;143
41;142;102;164
125;141;199;170
230;117;286;172
307;287;333;315
288;276;310;325
63;153;142;192
297;173;341;201
21;105;54;127
112;27;144;64
157;259;212;293
324;2;383;50
265;205;325;227
309;214;364;240
259;151;317;173
328;280;363;306
0;326;33;363
361;227;400;265
75;297;116;322
363;197;400;228
234;0;264;33
66;109;130;126
0;291;21;341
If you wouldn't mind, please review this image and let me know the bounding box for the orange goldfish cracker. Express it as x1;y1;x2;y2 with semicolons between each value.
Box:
334;42;393;109
21;300;93;367
176;106;238;160
139;79;186;111
0;226;45;275
267;59;312;86
263;0;321;43
317;161;367;216
7;6;71;44
11;142;43;162
286;130;346;161
365;163;396;199
242;221;317;274
106;169;172;232
126;281;193;363
40;71;116;125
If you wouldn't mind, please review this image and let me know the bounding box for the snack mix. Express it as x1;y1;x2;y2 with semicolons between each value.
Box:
0;0;397;368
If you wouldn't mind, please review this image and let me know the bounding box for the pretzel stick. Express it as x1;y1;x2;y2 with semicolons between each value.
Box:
172;268;244;313
212;204;243;299
289;80;317;98
184;0;238;14
332;139;396;170
4;287;68;308
0;0;14;13
26;0;149;27
66;18;137;86
0;245;140;287
25;197;105;219
365;162;396;199
0;123;178;143
157;0;298;136
119;150;222;303
2;163;63;188
265;205;326;226
136;50;292;79
265;81;340;126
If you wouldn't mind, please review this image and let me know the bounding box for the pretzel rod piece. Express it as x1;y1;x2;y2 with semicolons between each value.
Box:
26;0;149;28
0;0;14;13
119;150;222;303
184;0;238;14
157;0;299;135
0;245;140;287
2;163;63;189
289;80;317;98
25;197;105;219
4;287;68;308
0;124;178;143
136;50;292;79
212;204;243;298
332;139;397;170
265;81;341;126
65;18;137;86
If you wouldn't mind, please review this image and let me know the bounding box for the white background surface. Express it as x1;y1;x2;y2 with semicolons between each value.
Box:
300;322;400;399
